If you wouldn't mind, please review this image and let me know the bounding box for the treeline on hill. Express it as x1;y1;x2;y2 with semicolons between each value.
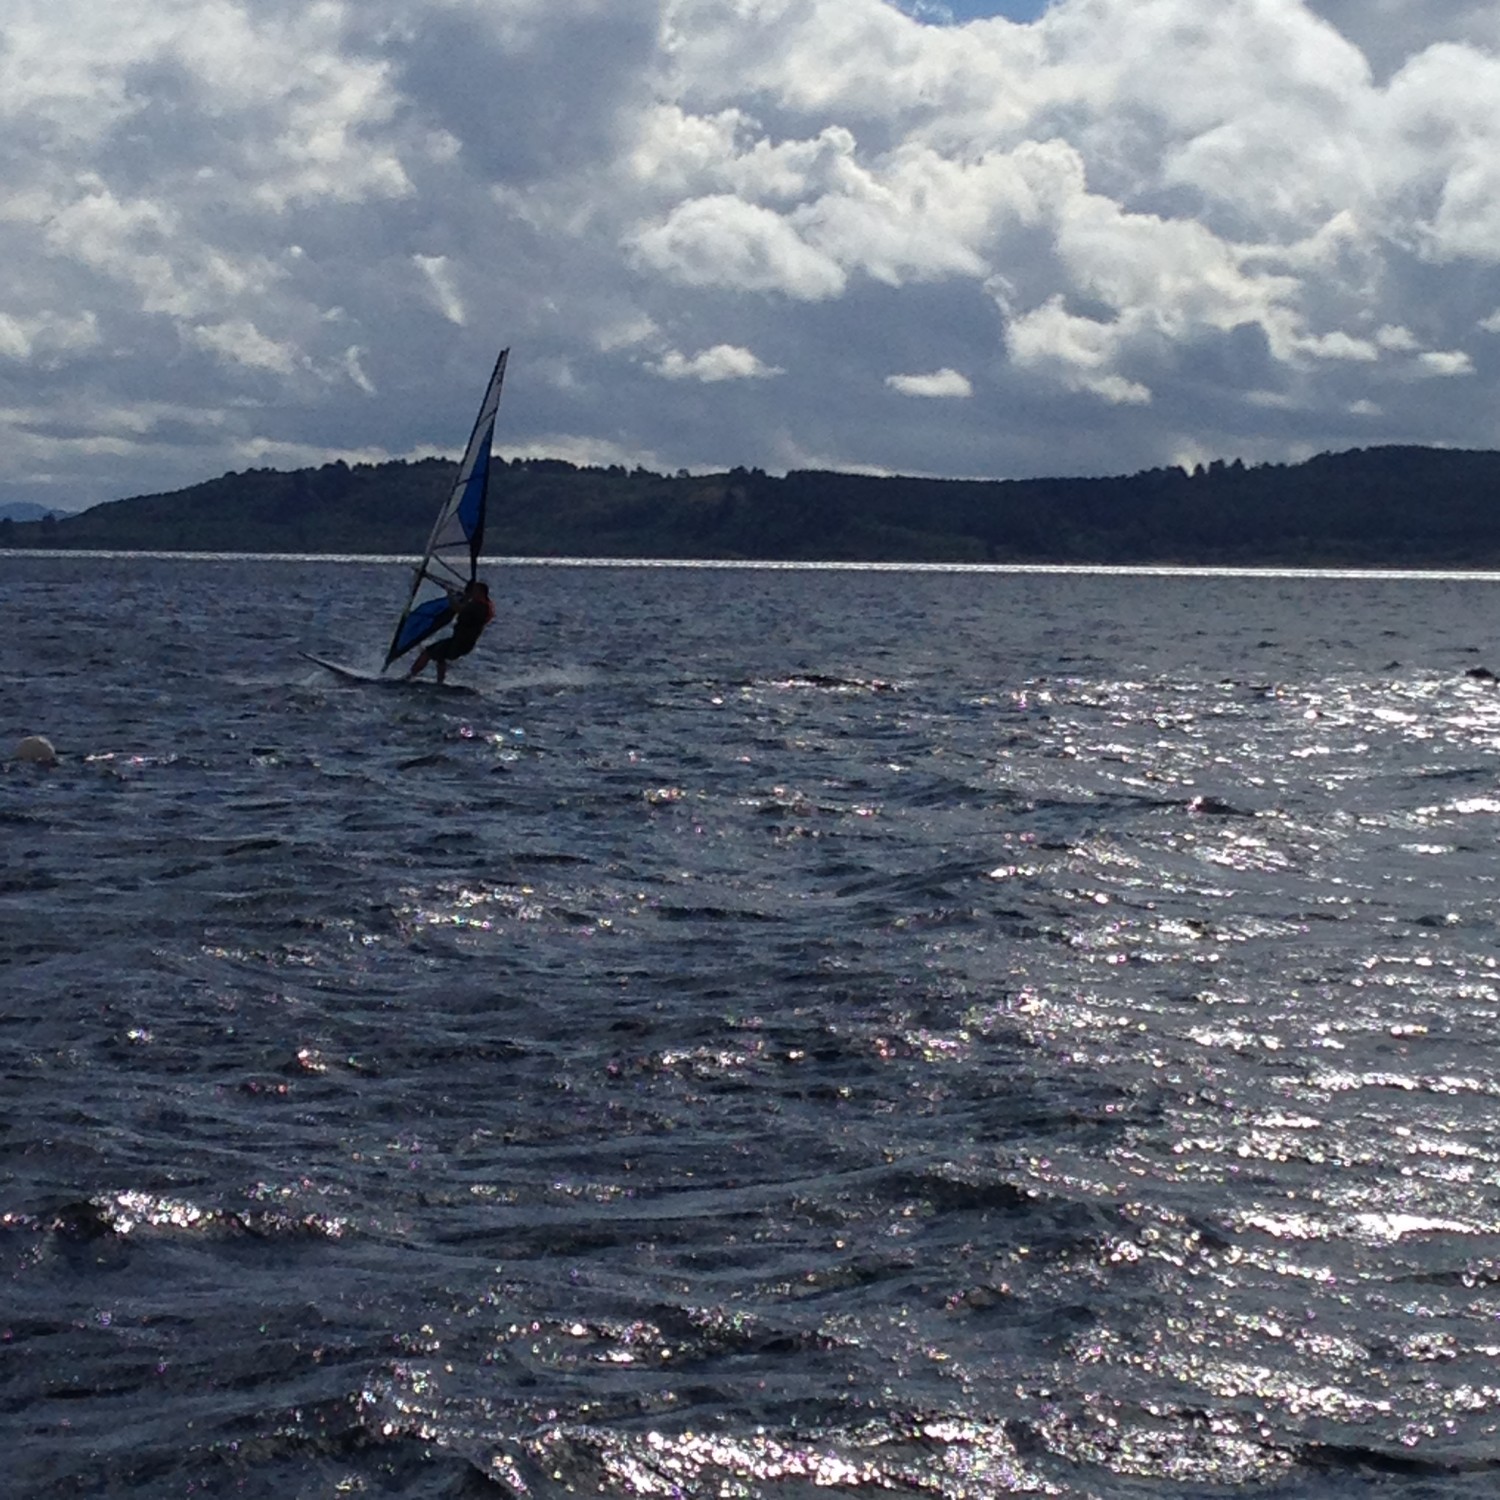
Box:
5;446;1500;565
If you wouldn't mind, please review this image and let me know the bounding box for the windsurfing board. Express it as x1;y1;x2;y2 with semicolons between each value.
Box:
301;651;387;683
301;652;477;693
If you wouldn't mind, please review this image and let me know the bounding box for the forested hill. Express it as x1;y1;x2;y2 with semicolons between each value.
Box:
5;446;1500;566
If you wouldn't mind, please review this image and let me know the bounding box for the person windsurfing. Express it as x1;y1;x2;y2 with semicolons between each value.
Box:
407;579;494;684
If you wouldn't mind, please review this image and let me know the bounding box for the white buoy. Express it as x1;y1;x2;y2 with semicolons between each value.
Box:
13;734;58;766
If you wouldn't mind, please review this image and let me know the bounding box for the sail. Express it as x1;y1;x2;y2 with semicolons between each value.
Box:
383;347;510;668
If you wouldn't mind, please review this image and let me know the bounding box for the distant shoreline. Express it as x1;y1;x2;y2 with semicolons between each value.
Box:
6;444;1500;569
8;549;1500;582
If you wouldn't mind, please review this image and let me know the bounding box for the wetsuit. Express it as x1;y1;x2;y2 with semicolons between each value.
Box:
428;592;494;661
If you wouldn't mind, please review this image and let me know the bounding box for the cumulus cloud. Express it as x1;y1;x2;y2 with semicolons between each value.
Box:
188;319;301;375
0;310;100;362
1416;350;1475;378
1;0;1499;512
1005;297;1152;404
886;368;973;397
652;345;784;381
630;195;848;300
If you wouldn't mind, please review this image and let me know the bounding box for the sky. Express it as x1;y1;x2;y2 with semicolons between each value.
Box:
4;0;1500;514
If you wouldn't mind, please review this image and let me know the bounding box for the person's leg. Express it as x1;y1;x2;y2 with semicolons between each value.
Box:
408;649;431;678
436;659;448;685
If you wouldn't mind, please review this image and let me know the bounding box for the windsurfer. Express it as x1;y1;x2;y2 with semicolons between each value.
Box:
408;580;495;684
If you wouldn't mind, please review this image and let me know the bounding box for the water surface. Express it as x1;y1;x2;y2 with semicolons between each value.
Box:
6;557;1500;1496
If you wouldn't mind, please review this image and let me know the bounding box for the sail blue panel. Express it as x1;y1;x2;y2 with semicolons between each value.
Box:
456;421;493;550
392;596;455;659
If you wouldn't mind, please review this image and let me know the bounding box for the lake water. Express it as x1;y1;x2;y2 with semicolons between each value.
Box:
7;555;1500;1497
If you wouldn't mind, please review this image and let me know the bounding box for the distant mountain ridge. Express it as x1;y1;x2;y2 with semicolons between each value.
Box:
0;500;58;522
4;446;1500;567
